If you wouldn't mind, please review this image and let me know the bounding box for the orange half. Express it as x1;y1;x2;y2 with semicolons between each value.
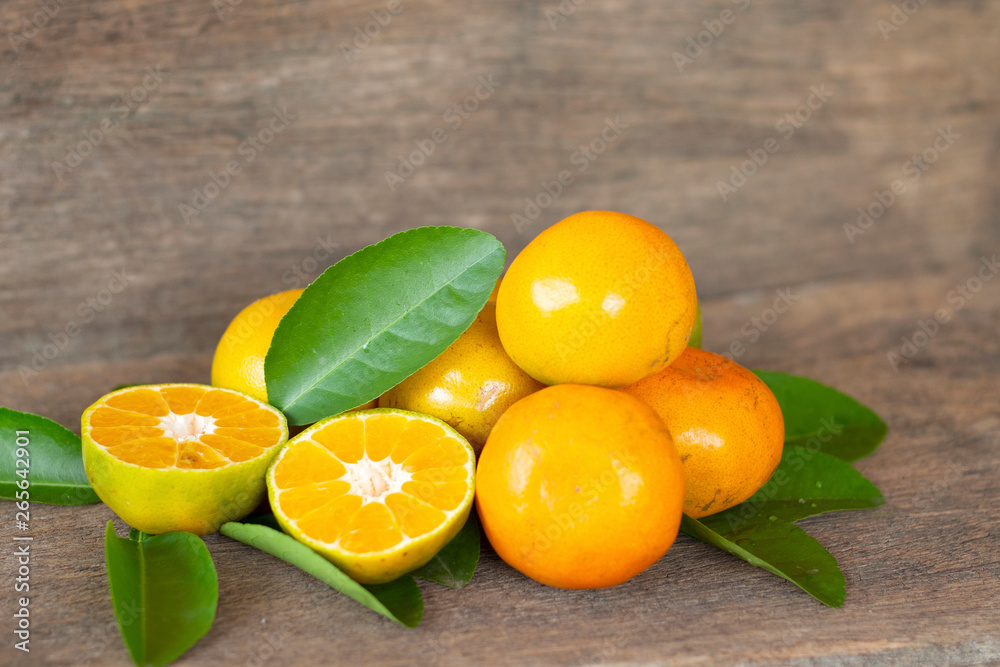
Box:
82;384;288;535
267;408;476;584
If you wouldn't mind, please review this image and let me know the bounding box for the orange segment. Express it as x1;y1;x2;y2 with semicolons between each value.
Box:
277;481;352;520
199;435;264;463
214;409;281;428
296;494;364;543
401;438;469;471
311;418;366;463
90;426;165;447
90;407;161;427
389;421;447;463
362;412;408;461
160;385;204;415
213;427;282;447
271;441;347;489
177;441;229;469
385;493;446;539
267;408;476;584
338;502;402;553
104;388;169;416
107;437;177;468
403;479;468;511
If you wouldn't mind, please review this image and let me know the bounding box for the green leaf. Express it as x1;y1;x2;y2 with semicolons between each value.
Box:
105;521;219;666
220;521;423;627
266;226;506;425
0;408;100;505
754;371;888;462
711;447;885;528
681;514;845;607
680;446;884;607
410;511;480;589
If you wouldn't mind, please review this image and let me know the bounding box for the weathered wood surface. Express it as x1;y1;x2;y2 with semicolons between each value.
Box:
2;0;999;664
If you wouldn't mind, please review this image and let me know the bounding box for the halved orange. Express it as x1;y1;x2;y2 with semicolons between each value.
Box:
267;408;476;584
82;384;288;535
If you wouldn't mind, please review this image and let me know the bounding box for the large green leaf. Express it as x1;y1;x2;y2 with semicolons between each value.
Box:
681;446;884;607
220;521;423;627
754;371;887;462
266;227;505;425
410;511;481;589
0;408;99;505
105;522;219;666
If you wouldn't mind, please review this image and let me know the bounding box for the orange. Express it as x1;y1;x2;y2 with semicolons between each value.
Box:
211;289;304;402
267;408;476;584
475;384;685;589
495;211;697;387
379;303;545;454
82;384;288;535
622;347;785;518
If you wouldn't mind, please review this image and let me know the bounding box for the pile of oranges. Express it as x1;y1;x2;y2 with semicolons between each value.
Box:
83;210;784;590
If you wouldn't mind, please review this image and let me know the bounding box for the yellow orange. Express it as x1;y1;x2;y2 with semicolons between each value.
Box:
380;303;544;453
496;211;697;387
211;289;304;402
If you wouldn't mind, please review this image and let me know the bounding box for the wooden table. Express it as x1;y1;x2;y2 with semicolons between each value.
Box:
2;0;999;664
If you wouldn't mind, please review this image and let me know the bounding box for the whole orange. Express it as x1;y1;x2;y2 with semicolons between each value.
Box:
379;303;545;454
475;384;685;589
622;347;785;519
495;211;697;387
211;289;304;402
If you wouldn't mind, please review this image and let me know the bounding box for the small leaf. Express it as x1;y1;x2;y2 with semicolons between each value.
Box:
0;408;100;505
711;446;884;529
266;226;505;425
680;446;884;607
410;511;480;589
754;371;887;462
221;521;423;627
105;521;219;666
681;514;845;607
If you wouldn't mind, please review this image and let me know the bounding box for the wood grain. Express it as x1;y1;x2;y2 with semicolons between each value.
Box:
2;0;999;664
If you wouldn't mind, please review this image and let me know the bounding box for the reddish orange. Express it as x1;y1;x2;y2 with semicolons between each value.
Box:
622;347;784;518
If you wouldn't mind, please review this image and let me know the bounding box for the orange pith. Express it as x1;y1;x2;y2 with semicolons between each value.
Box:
268;409;476;583
87;385;284;469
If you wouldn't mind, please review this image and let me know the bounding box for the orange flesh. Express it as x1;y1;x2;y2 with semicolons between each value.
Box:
271;412;473;554
88;386;283;469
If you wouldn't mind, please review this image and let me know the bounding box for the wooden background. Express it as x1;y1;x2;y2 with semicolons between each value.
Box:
2;0;999;664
